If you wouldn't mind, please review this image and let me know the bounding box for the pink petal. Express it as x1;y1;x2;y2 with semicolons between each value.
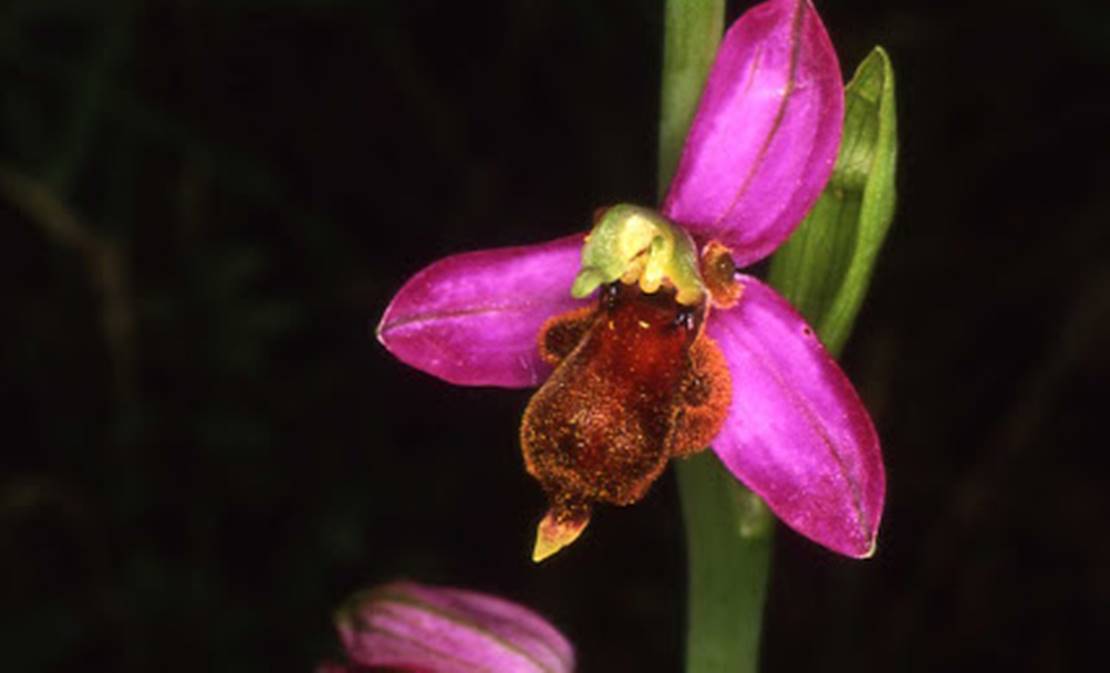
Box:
661;0;844;267
377;234;587;388
338;581;575;673
706;275;884;557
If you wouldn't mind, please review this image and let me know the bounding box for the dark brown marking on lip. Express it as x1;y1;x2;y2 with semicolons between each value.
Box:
521;282;733;557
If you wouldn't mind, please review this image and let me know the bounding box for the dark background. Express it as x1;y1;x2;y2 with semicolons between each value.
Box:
2;0;1108;671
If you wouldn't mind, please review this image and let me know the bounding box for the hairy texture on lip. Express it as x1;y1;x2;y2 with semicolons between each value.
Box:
537;306;598;366
669;334;732;457
522;283;732;526
522;284;697;510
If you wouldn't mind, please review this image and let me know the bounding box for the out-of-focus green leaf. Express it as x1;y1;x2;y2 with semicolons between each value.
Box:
768;46;897;357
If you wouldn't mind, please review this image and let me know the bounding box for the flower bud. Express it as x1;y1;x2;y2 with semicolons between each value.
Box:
332;581;575;673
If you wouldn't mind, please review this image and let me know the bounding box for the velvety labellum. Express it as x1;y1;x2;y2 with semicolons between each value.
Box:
521;282;731;560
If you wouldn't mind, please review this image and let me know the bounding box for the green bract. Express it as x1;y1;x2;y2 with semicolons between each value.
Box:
768;46;898;357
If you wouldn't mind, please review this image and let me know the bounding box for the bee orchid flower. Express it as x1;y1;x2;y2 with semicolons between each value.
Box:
376;0;884;561
320;581;575;673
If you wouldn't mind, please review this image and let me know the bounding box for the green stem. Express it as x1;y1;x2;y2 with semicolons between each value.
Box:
657;0;724;194
658;2;773;673
676;453;772;673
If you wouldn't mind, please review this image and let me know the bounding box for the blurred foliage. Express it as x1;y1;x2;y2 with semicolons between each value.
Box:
1;1;1108;672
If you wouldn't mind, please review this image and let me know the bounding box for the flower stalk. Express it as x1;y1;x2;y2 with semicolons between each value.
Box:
658;0;725;193
659;3;772;672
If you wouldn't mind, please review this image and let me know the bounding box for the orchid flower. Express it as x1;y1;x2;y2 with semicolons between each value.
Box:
376;0;884;561
320;581;575;673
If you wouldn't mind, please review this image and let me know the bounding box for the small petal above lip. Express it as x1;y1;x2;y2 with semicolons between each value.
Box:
706;275;884;557
661;0;844;267
377;234;587;388
337;581;576;673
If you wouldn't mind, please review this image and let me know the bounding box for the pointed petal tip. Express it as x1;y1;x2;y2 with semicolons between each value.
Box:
374;304;413;367
372;311;390;347
823;505;883;560
832;523;879;559
861;537;878;559
839;532;877;559
531;509;590;563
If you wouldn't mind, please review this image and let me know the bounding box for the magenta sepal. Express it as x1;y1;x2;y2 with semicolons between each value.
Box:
661;0;844;267
706;275;884;557
335;581;575;673
377;235;586;388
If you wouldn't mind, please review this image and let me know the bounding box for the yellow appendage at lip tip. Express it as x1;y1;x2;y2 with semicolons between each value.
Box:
531;509;590;563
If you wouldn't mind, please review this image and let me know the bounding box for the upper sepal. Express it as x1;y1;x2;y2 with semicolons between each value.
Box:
661;0;844;267
377;235;587;388
706;275;884;557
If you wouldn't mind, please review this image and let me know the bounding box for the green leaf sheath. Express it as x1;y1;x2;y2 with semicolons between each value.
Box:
768;47;898;358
